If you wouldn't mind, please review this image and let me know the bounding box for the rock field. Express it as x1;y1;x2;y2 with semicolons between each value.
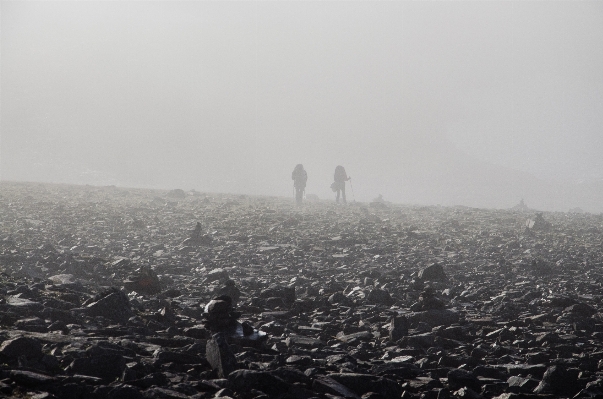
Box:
1;181;603;399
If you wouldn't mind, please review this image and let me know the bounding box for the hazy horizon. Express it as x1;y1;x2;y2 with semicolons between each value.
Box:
2;2;602;211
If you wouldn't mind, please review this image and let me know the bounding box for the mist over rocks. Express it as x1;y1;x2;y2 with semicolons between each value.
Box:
0;181;602;398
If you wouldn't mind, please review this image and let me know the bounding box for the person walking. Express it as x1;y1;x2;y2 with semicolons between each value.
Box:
333;165;350;204
291;164;307;205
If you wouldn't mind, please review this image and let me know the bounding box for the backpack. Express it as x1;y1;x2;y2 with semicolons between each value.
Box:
334;165;347;182
292;165;307;185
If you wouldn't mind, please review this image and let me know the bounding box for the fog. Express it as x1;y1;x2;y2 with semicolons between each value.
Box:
2;1;603;211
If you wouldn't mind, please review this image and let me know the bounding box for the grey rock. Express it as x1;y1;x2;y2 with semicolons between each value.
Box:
206;333;237;378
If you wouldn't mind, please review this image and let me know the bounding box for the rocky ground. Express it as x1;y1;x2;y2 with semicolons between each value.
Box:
1;181;603;399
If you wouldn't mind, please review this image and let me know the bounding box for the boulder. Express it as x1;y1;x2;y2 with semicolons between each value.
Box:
417;264;447;282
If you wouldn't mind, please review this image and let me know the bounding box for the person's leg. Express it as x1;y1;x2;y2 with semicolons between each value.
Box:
336;188;340;203
342;185;346;203
296;188;303;205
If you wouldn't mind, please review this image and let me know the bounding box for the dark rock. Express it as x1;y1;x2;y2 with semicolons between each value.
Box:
228;369;290;397
390;315;409;341
204;296;239;332
270;366;312;386
286;355;313;367
50;382;86;399
402;332;435;348
259;321;285;335
142;387;190;399
312;375;361;399
417;263;447;282
329;373;402;398
260;285;296;305
8;370;55;386
414;287;447;311
533;365;582;396
182;222;212;247
447;368;481;392
0;336;43;360
411;309;460;327
183;325;210;339
529;259;553;275
451;387;482;398
506;376;539;393
68;354;126;381
14;317;46;333
206;333;237;378
107;384;144;399
564;302;597;318
124;266;161;295
42;307;77;324
285;384;318;399
371;363;420;379
526;213;551;230
436;388;451;399
127;373;169;390
215;280;241;307
336;331;373;344
83;289;133;322
366;288;394;306
153;349;204;365
501;363;547;378
329;291;352;305
286;335;325;349
472;366;506;380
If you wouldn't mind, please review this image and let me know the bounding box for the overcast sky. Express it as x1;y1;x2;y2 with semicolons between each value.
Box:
2;1;602;209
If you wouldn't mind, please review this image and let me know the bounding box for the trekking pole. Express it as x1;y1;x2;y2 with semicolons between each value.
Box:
349;179;356;202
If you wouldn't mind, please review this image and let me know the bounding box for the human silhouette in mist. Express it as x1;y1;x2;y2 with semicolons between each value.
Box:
333;165;350;203
291;164;307;205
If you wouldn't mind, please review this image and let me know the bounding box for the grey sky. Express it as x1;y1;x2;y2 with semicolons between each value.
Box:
2;1;602;210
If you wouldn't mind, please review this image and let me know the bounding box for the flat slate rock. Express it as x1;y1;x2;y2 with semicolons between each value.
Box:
5;296;44;311
285;335;325;348
8;370;55;386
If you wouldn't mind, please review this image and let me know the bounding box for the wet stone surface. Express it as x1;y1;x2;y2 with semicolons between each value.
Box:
0;181;603;398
